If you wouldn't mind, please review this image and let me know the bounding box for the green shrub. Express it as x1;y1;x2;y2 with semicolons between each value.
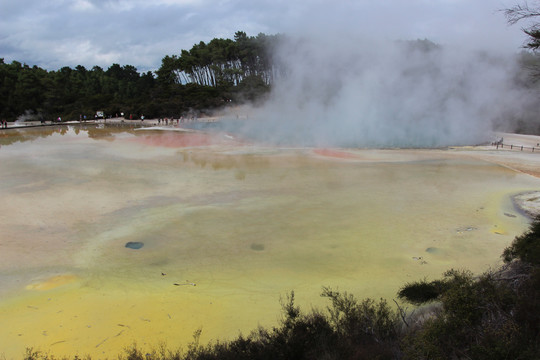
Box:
397;278;444;305
503;215;540;265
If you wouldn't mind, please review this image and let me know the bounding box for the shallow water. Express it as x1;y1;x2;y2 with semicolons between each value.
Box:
0;125;538;358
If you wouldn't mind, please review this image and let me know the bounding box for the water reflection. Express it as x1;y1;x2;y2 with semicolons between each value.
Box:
0;125;538;358
0;123;153;147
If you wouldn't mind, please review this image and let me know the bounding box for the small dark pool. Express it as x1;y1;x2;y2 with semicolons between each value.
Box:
125;241;144;250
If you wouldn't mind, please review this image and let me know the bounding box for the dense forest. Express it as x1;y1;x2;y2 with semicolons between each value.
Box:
0;31;280;122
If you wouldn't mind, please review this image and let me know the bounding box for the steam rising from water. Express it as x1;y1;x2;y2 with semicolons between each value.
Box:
229;35;529;148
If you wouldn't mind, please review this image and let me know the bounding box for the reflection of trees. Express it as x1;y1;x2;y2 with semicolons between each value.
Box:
0;124;136;146
86;125;118;140
0;127;59;146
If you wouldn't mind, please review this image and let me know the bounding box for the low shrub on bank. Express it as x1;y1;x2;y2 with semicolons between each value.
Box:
399;216;540;360
503;215;540;265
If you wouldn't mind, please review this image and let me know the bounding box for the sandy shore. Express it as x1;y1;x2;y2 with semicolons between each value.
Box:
452;132;540;217
431;132;540;177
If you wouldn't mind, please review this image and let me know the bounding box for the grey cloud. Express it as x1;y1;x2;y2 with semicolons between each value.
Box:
0;0;526;73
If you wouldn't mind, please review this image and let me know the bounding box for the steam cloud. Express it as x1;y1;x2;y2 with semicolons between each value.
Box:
227;34;532;148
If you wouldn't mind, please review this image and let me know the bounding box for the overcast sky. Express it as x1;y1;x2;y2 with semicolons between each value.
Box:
0;0;529;72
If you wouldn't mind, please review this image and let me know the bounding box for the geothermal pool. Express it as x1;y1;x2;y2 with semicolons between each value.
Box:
0;125;538;358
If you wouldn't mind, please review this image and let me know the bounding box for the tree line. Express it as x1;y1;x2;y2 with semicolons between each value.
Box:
0;31;278;122
157;31;280;87
2;19;540;135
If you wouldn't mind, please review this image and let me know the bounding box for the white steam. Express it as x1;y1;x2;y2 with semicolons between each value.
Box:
232;35;530;148
15;110;39;124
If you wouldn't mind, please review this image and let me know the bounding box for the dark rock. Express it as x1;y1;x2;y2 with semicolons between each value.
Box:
125;241;144;250
425;247;442;254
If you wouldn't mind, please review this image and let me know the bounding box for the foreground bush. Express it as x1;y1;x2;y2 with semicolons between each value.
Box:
172;290;401;360
399;216;540;359
503;215;540;265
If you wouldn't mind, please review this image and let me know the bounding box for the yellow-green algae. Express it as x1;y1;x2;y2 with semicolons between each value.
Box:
0;127;538;358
